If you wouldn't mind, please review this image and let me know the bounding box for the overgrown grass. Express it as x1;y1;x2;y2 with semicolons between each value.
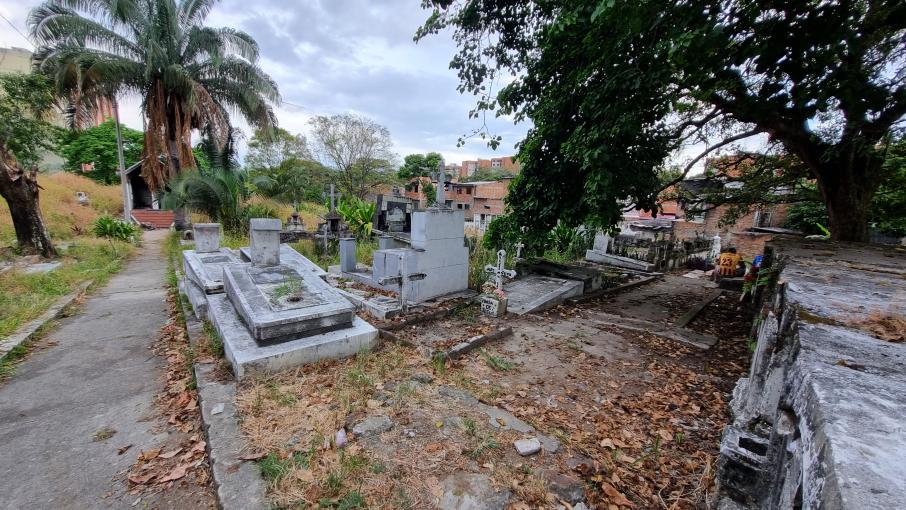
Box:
290;238;378;271
480;350;514;372
0;238;135;338
0;173;122;245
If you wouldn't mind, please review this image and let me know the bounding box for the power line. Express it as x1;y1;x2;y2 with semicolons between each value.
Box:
0;11;33;49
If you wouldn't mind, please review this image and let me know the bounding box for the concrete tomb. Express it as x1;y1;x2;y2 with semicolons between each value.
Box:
196;219;378;379
343;208;469;304
193;223;221;253
181;222;242;318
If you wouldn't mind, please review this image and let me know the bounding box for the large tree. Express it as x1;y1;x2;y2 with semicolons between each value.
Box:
398;152;444;179
419;0;906;241
245;127;312;172
0;73;59;257
58;119;143;184
30;0;280;228
309;114;396;199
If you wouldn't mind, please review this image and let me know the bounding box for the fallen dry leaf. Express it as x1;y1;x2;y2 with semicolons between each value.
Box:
158;448;182;459
127;472;156;485
159;464;189;483
139;449;160;461
602;482;635;507
238;452;268;461
117;444;133;455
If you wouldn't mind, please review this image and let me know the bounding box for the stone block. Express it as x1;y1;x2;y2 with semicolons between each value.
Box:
208;294;378;380
249;218;281;266
239;244;327;280
223;263;355;344
183;248;241;294
410;209;464;247
585;249;655;271
339;238;357;273
505;275;583;315
193;223;221;253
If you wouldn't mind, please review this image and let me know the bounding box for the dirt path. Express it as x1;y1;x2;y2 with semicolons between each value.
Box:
0;231;214;509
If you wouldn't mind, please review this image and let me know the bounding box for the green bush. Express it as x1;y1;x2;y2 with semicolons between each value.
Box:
92;215;141;242
337;197;376;239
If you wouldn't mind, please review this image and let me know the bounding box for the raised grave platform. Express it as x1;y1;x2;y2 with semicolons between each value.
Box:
183;248;242;294
505;275;583;315
208;294;378;379
239;244;328;279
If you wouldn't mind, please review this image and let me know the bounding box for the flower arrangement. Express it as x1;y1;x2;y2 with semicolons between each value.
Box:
480;282;507;300
479;282;508;317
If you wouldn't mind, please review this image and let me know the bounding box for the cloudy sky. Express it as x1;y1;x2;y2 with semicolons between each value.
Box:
0;0;529;165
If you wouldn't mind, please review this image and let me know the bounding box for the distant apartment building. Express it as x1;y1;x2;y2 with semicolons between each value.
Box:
456;156;520;180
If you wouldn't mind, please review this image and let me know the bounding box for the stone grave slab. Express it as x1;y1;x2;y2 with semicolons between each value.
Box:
207;293;378;379
223;263;355;344
183;248;241;294
239;244;327;279
505;275;583;315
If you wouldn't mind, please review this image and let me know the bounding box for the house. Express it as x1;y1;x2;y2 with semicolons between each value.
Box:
124;161;175;229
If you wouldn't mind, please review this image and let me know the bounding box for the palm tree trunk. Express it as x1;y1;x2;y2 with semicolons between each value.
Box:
0;145;56;258
167;136;189;231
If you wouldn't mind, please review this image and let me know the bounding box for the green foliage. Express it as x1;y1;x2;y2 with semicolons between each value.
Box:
784;201;829;236
337;197;376;240
57;120;143;184
420;0;906;241
0;73;59;167
460;168;514;183
872;139;906;236
246;127;312;171
92;215;140;242
423;181;437;206
480;350;514;372
398;152;443;179
251;160;329;211
30;0;279;190
308;114;396;199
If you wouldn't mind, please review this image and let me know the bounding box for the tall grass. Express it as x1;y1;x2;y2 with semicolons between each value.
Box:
0;172;123;245
0;237;135;337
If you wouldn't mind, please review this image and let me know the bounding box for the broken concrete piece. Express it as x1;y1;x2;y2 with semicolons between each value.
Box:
514;437;541;456
352;415;393;437
440;473;511;510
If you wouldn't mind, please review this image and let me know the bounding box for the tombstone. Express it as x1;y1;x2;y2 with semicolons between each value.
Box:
339;237;357;273
514;241;525;260
484;249;517;290
193;223;221;253
711;234;722;260
377;252;426;314
379;235;395;250
75;191;90;206
432;166;448;209
594;231;612;254
323;184;343;233
249;218;282;266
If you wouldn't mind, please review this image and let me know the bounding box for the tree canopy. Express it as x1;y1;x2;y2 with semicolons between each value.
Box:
57;119;143;184
398;152;444;179
245;127;312;172
30;0;280;195
308;114;397;199
419;0;906;241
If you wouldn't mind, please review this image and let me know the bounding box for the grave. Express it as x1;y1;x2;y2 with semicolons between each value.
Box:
181;223;242;318
204;219;379;379
502;275;583;315
341;207;470;305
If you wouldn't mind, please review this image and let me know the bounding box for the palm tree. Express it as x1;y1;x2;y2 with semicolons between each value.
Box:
29;0;280;228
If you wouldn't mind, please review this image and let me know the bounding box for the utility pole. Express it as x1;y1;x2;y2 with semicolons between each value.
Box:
113;98;132;222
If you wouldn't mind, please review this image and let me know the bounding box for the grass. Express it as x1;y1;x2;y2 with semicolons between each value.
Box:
0;238;135;338
0;172;123;246
480;350;514;371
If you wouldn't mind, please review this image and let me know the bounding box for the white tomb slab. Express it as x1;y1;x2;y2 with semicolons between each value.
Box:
239;244;328;279
183;248;242;294
207;294;378;379
193;223;221;253
504;275;583;315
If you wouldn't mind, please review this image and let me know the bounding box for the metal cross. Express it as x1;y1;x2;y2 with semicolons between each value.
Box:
484;249;516;290
514;241;525;259
378;252;426;314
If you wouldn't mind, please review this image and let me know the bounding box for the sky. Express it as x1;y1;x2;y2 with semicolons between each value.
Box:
0;0;530;166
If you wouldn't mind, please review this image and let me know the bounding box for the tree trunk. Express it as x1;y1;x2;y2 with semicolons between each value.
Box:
815;158;879;243
0;146;56;258
167;137;189;231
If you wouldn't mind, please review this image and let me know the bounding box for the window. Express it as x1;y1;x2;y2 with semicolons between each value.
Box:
464;204;470;209
466;188;472;195
457;188;462;194
457;203;463;209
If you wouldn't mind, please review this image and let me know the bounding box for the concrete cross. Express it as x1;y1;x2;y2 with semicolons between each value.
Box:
378;252;426;314
484;249;516;290
321;222;329;252
323;183;341;213
514;240;525;259
432;163;447;208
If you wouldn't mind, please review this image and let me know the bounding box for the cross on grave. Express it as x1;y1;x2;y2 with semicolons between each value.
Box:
485;249;516;290
514;240;525;259
320;222;330;252
323;183;342;214
377;252;426;314
432;162;447;208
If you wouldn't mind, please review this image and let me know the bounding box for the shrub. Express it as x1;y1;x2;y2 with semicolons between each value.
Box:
92;215;140;242
337;197;376;239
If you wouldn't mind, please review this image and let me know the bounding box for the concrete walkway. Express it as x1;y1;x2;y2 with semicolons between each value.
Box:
0;231;177;508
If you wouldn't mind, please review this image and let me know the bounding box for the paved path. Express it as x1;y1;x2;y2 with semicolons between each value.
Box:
0;231;184;508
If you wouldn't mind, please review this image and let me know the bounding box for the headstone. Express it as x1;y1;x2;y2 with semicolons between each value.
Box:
339;238;357;273
711;234;722;260
484;249;517;290
75;191;90;206
514;241;525;259
595;232;612;254
379;235;394;250
193;223;221;253
321;223;330;253
432;163;447;208
249;218;281;266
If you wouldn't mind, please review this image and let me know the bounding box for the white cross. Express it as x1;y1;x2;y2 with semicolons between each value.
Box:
484;249;516;290
514;241;525;259
378;252;426;314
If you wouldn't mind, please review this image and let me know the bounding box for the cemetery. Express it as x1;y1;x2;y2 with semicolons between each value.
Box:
1;1;904;509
